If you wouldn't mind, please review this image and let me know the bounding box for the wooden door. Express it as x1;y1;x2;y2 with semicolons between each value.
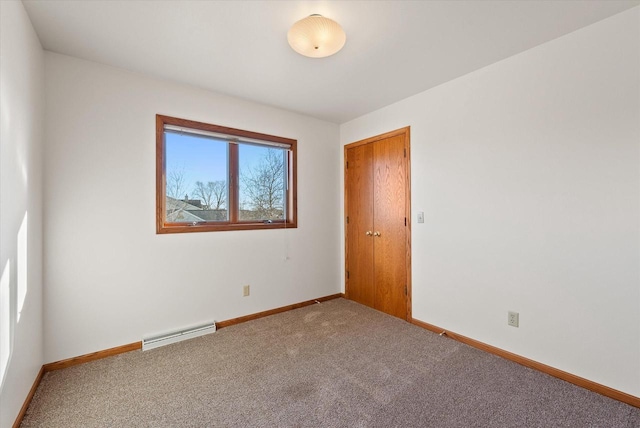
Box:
372;135;407;319
346;144;375;307
345;127;411;320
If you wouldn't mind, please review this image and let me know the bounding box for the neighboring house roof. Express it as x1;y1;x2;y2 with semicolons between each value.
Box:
167;196;205;222
186;210;227;221
166;196;203;212
166;197;228;222
167;209;206;223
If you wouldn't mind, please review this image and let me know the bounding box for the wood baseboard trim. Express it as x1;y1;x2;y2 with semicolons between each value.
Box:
42;293;343;371
43;341;142;372
216;293;343;329
410;318;640;409
12;366;45;428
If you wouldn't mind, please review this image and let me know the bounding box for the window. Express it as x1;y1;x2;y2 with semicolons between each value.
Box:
156;115;297;233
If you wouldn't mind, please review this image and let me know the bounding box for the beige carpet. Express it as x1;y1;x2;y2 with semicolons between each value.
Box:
21;298;640;427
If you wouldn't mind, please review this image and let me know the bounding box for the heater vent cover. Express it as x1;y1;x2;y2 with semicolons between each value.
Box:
142;322;216;351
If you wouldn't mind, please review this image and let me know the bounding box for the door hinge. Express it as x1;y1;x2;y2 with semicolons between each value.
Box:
346;161;349;169
347;271;350;279
346;216;349;224
404;147;406;157
404;217;407;226
405;284;408;295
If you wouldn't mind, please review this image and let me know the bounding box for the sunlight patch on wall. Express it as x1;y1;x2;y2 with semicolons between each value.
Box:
17;212;27;322
0;259;11;387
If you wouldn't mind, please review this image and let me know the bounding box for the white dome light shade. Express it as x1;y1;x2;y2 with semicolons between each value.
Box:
287;14;346;58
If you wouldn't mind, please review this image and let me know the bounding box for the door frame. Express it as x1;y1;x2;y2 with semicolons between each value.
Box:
344;126;412;321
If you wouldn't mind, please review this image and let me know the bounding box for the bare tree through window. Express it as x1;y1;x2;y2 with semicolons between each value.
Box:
240;148;285;221
167;166;188;201
193;181;226;210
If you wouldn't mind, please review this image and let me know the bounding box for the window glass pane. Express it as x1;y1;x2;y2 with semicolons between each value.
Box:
165;132;228;223
238;144;287;222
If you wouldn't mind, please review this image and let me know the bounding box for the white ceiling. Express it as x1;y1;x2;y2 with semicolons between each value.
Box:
22;0;639;124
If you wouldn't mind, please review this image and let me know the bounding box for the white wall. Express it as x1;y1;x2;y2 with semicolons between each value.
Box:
341;8;640;396
43;53;341;363
0;1;45;426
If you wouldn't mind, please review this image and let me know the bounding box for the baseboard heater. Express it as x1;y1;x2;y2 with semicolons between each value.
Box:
142;321;216;351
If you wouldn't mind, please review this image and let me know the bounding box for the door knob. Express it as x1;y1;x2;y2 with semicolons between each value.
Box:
365;231;373;236
373;231;381;237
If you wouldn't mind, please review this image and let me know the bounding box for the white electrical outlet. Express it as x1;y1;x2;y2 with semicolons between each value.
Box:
508;311;519;327
243;285;250;297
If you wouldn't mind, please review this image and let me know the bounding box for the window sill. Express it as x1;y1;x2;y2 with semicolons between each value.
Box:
156;221;298;234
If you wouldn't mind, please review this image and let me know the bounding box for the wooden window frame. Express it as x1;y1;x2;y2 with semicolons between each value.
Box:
156;114;297;234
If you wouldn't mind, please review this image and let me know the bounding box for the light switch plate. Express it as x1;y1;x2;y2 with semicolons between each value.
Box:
417;212;425;223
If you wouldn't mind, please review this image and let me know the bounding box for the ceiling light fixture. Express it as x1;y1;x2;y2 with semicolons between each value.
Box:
287;14;346;58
